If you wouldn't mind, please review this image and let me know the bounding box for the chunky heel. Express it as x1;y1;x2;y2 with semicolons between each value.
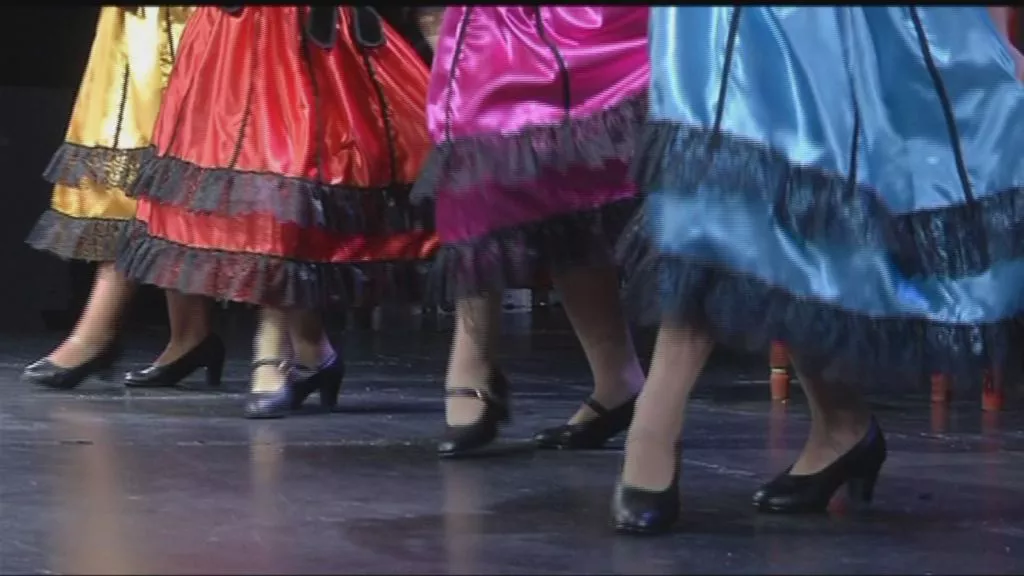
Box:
846;466;881;507
205;357;225;388
318;377;342;409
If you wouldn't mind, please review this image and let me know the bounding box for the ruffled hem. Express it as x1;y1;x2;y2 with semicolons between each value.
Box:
25;209;129;262
129;151;434;234
116;220;429;309
632;121;1024;279
43;142;154;192
426;198;639;303
616;208;1023;386
411;94;646;201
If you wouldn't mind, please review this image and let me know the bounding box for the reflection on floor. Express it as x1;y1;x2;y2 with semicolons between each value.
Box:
1;314;1022;575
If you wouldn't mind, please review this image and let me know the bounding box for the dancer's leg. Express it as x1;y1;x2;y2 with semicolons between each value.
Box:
48;263;134;367
151;291;211;365
286;308;336;368
620;323;714;490
788;357;872;475
552;265;644;424
251;306;291;393
445;294;503;426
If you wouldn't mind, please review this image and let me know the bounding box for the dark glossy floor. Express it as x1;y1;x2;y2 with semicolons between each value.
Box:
2;310;1023;575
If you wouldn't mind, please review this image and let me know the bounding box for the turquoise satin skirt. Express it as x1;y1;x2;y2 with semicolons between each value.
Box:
624;6;1024;382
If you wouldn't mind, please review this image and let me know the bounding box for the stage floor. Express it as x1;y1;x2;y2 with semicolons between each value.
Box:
2;315;1022;574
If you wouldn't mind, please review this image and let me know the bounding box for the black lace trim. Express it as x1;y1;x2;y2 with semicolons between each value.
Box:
43;142;155;192
411;94;647;202
26;210;129;262
632;121;1024;280
616;207;1023;384
128;151;435;235
116;220;429;309
426;198;639;304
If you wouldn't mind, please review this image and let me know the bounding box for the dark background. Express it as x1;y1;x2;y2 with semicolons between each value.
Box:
1;7;119;334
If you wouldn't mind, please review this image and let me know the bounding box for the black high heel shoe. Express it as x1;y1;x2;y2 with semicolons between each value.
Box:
124;334;227;388
244;354;346;420
611;446;682;536
753;417;887;514
22;341;122;391
436;370;511;459
534;395;637;450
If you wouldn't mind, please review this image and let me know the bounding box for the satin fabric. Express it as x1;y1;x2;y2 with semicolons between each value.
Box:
425;6;648;244
51;6;190;222
151;6;428;186
128;5;432;268
429;6;649;140
643;8;1024;332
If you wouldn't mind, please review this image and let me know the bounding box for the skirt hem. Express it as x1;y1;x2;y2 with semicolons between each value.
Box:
44;142;154;192
129;150;434;235
632;120;1024;279
116;220;428;309
26;209;129;262
412;94;646;201
616;210;1022;385
427;197;639;303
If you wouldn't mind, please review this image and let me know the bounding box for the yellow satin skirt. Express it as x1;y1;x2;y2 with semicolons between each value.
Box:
28;6;192;262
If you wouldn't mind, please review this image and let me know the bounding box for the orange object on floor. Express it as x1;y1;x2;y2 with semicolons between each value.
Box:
930;373;952;403
981;369;1005;412
768;341;790;401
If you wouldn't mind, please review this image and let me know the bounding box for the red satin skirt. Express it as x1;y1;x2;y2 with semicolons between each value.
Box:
117;6;438;308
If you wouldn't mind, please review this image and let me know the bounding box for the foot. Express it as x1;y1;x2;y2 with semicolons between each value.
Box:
565;386;637;426
789;416;871;476
47;335;115;369
250;360;290;394
621;428;680;492
151;333;211;367
444;361;493;426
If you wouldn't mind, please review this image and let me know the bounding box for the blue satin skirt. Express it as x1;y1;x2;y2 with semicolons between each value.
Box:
624;6;1024;382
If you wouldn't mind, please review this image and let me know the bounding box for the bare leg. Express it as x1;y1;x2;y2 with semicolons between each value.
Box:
620;323;714;490
445;294;503;426
788;356;872;475
251;306;291;393
48;263;134;368
151;291;211;366
552;265;644;424
287;308;335;368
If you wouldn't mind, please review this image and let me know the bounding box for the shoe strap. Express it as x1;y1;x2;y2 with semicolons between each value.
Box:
251;358;293;372
446;386;503;407
583;396;610;416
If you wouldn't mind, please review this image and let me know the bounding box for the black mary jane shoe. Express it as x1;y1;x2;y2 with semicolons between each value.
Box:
534;395;637;450
124;334;227;389
436;370;511;459
611;448;682;536
22;341;122;391
244;354;346;420
752;417;887;514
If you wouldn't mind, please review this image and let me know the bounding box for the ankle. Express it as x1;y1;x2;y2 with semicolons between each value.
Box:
292;340;334;368
813;411;871;440
168;330;210;349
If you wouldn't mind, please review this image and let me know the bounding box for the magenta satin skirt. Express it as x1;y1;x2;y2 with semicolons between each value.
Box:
411;6;650;300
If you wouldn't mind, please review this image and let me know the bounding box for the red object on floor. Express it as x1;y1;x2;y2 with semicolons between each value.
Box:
930;373;952;403
768;341;790;401
981;369;1004;412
